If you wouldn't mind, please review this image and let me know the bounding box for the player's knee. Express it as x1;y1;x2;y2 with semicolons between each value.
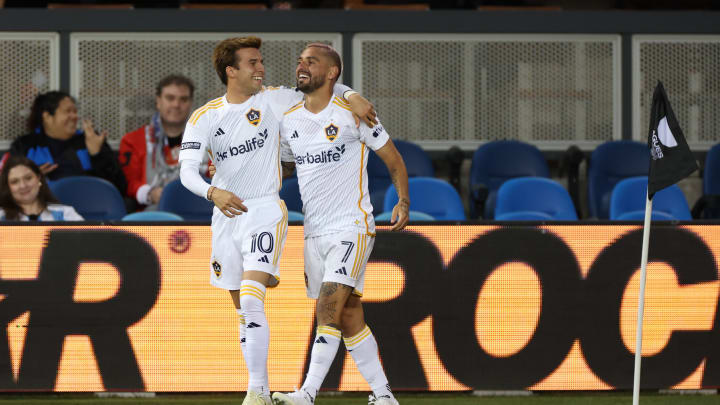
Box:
239;280;266;315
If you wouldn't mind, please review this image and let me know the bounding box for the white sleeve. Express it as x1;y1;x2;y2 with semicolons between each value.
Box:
264;84;355;117
178;111;210;164
136;184;152;205
264;86;304;118
279;129;295;163
180;160;211;199
358;117;390;151
333;83;352;99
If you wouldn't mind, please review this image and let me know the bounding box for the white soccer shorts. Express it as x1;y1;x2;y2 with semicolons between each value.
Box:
304;231;375;299
209;195;288;290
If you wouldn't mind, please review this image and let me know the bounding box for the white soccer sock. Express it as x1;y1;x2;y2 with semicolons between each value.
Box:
236;309;248;361
240;280;269;394
301;325;342;399
344;325;395;400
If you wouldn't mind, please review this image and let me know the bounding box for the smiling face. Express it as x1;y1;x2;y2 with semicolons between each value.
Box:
227;47;265;95
156;83;193;127
7;164;41;206
296;46;339;94
42;97;78;140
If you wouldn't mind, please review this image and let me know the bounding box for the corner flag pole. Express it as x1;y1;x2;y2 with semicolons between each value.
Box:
632;190;653;405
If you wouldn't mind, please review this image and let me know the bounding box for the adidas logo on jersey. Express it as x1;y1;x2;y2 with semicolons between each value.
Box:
214;127;225;137
291;130;299;139
334;266;347;275
247;322;262;328
294;144;346;165
215;136;266;162
315;336;328;344
258;255;269;263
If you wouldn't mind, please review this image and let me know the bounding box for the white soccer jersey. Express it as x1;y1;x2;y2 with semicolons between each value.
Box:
179;86;304;200
280;96;390;238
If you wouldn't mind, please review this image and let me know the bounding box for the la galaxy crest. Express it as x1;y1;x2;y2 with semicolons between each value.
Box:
246;109;261;126
212;260;222;278
325;123;339;141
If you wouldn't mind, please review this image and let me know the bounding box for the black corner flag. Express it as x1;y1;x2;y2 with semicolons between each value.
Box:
647;81;698;200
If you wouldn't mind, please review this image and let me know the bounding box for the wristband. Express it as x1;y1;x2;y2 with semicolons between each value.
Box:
343;90;358;100
206;186;216;201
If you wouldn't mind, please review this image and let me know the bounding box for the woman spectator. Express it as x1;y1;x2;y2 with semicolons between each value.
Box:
9;91;127;194
0;155;83;221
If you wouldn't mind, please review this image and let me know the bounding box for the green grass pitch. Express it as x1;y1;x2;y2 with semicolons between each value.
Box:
0;393;718;405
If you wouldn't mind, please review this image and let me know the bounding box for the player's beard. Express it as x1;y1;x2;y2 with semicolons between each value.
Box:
297;74;324;94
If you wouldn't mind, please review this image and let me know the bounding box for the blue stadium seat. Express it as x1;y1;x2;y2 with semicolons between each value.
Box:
50;176;126;221
157;178;214;221
122;211;184;221
692;143;720;219
367;140;434;215
375;210;435;222
469;140;550;219
588;141;649;219
494;211;555;221
384;177;465;220
704;143;720;196
280;177;303;213
609;176;691;220
287;210;304;222
494;177;578;221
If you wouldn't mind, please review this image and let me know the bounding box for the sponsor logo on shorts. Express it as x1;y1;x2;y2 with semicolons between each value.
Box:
258;255;269;263
247;322;262;328
315;336;328;344
334;266;347;275
181;142;201;150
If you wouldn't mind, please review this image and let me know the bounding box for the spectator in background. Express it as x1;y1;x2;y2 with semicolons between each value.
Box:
6;91;127;194
119;74;207;209
0;155;83;221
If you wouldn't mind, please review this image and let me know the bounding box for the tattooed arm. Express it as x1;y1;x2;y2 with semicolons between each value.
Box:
374;139;410;231
281;161;296;179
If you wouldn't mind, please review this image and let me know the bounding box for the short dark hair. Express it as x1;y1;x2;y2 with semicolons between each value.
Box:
156;74;195;98
213;36;262;86
0;155;59;220
305;43;342;81
27;91;75;132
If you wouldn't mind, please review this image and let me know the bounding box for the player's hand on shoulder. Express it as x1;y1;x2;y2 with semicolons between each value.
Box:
390;197;410;231
209;187;247;218
347;94;378;128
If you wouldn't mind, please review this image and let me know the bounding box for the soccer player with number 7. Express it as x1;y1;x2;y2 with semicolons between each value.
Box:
178;37;376;405
272;43;409;405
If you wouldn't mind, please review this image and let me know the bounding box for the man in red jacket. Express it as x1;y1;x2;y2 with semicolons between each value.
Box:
119;74;207;208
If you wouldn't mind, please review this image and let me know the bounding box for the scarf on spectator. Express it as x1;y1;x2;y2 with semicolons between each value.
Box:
144;113;181;189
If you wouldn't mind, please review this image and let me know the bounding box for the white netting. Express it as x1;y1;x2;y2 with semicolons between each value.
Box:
634;36;720;150
71;33;341;146
354;34;620;150
0;33;57;148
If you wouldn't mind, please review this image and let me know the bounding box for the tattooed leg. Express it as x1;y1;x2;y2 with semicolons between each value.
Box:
316;282;353;328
